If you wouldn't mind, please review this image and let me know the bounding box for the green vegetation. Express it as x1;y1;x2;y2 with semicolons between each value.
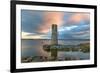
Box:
43;43;90;53
79;43;90;53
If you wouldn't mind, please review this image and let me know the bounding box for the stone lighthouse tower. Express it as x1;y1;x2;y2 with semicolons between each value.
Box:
51;24;58;60
51;24;58;45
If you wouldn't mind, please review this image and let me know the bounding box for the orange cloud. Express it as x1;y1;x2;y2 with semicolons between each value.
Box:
68;13;90;24
38;12;64;33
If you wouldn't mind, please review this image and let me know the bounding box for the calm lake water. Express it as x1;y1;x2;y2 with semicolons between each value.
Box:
21;39;90;61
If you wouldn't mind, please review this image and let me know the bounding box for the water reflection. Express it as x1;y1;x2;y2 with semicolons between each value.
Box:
21;39;90;63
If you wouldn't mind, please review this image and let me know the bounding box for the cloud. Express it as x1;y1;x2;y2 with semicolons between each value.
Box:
58;25;78;32
67;13;90;24
72;31;89;35
21;10;43;33
70;24;90;32
58;24;90;39
37;12;64;33
21;31;51;39
62;13;90;27
21;10;90;39
22;31;32;36
73;33;90;39
22;31;47;39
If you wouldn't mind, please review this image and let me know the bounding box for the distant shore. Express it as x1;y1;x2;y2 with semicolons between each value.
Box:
21;39;90;41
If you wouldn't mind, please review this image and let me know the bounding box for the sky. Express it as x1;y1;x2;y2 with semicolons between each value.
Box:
21;9;90;39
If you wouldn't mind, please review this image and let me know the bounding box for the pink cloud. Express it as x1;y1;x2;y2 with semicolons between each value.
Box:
37;12;64;33
68;13;90;24
37;12;89;34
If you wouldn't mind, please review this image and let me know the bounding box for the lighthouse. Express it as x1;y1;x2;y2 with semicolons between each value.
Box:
51;24;58;60
51;24;58;45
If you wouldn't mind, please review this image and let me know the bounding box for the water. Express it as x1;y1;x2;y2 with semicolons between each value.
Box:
21;39;90;61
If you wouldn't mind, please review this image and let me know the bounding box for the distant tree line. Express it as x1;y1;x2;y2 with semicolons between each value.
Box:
43;43;90;53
